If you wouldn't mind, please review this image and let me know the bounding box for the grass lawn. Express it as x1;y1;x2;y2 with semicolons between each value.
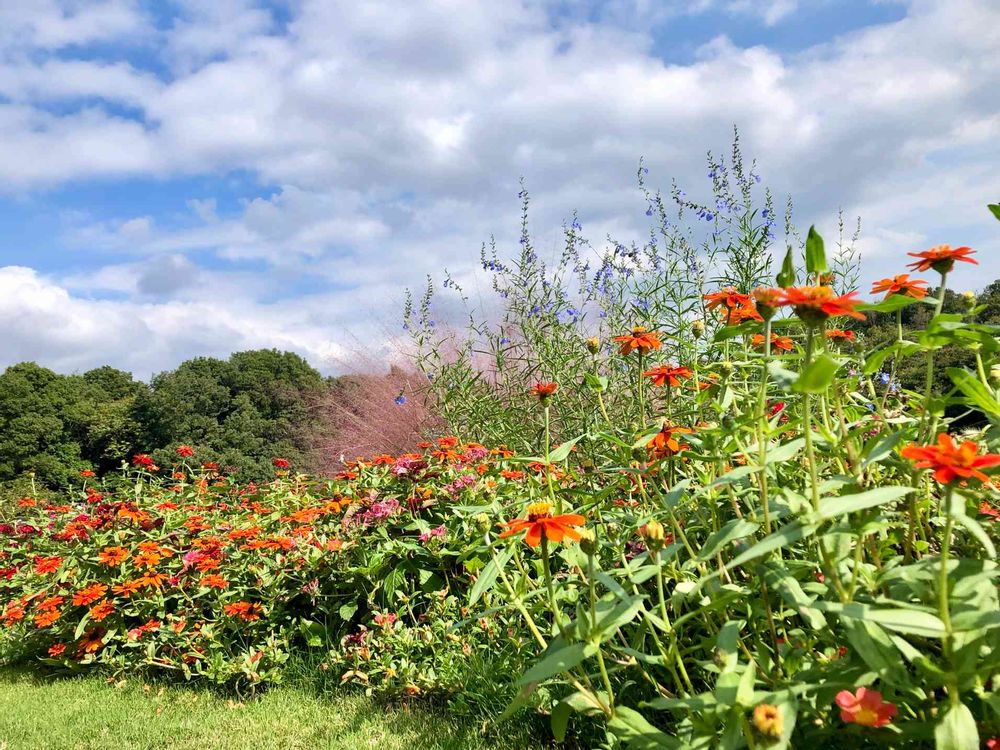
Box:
0;669;545;750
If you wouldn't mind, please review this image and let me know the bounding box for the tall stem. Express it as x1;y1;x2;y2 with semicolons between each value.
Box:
922;274;949;440
937;485;960;709
544;406;559;512
803;326;849;601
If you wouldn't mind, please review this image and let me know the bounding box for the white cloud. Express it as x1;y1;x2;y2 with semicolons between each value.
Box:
0;0;998;375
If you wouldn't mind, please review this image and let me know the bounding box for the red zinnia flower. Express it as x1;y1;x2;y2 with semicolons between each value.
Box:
498;502;585;547
79;469;96;478
48;643;66;657
132;454;157;469
870;274;928;299
751;333;794;352
901;433;1000;484
825;329;855;342
530;382;558;404
175;445;195;458
614;326;662;356
835;687;897;728
643;365;693;388
777;286;865;325
906;244;976;274
272;458;290;469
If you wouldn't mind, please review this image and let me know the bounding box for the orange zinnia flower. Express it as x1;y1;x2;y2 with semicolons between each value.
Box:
825;329;855;342
777;286;865;325
906;244;976;274
77;629;105;655
72;583;108;607
751;287;783;319
34;608;62;628
835;687;896;728
901;433;1000;485
648;423;694;457
97;546;130;566
89;600;115;622
498;502;585;547
728;303;763;324
643;365;693;388
200;574;229;589
751;333;794;352
32;556;62;575
224;601;263;621
614;326;662;356
705;287;751;312
870;274;928;299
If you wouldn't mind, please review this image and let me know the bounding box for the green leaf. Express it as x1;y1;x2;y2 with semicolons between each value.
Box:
583;372;608;392
470;548;512;606
517;642;595;685
338;602;358;622
724;520;817;572
607;706;682;749
859;294;925;313
777;246;796;288
698;519;758;561
862;344;896;376
548;435;584;463
862;431;906;469
550;699;572;742
988;203;1000;222
805;226;827;275
812;601;946;638
947;367;1000;416
815;486;915;522
792;353;842;393
841;619;910;686
935;702;979;750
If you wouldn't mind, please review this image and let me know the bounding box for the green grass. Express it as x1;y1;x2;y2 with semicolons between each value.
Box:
0;669;546;750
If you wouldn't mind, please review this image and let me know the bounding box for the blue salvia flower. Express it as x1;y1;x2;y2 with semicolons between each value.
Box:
394;394;407;406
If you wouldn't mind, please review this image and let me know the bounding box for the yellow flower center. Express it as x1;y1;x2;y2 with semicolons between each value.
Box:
526;502;552;521
854;707;879;727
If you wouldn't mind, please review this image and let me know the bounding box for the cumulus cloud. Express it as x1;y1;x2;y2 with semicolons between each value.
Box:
0;0;997;375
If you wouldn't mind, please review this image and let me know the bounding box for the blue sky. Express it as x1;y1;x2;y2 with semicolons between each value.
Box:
0;0;997;378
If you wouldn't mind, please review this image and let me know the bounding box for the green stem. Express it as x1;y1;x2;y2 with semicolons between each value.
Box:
543;406;559;512
803;326;849;602
938;485;960;709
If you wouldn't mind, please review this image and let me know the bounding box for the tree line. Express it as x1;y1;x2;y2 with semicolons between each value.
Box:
0;349;329;490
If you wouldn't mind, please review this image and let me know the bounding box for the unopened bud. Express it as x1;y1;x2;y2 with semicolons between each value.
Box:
718;360;734;376
475;513;491;532
639;520;666;552
961;291;976;311
586;336;601;354
990;363;1000;386
578;528;598;556
691;319;706;339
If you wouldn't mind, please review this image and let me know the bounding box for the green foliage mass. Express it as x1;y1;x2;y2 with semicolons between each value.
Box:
0;349;327;492
856;280;1000;398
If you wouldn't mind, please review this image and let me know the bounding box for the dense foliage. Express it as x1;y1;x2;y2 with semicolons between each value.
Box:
0;350;327;493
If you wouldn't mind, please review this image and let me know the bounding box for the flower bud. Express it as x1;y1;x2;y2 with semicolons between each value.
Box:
578;528;598;556
718;360;734;376
586;336;601;354
961;290;976;311
639;520;666;552
990;363;1000;386
691;319;706;339
475;513;491;532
